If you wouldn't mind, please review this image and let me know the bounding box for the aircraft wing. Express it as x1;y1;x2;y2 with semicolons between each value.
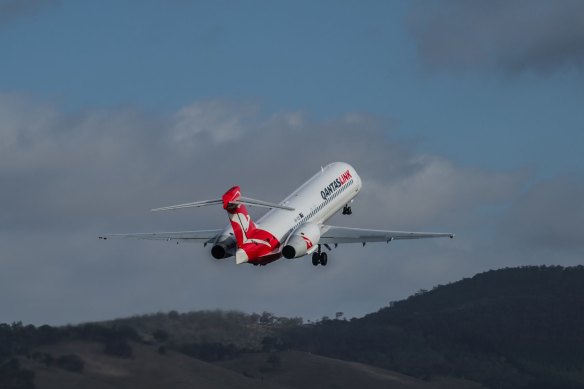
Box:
99;229;223;243
319;225;454;244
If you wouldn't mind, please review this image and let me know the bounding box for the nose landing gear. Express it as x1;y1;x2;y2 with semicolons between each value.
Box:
342;204;352;215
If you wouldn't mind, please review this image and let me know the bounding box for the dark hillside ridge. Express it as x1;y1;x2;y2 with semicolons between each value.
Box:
101;310;300;350
373;266;584;361
282;265;584;389
2;265;584;389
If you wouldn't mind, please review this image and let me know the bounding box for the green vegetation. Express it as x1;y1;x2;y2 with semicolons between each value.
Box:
104;340;133;358
105;309;302;350
55;354;84;373
0;321;141;387
281;265;584;389
266;353;281;370
180;342;239;362
0;358;34;389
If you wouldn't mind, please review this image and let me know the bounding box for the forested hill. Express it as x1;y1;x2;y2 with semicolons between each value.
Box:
372;265;584;355
3;265;584;389
283;265;584;389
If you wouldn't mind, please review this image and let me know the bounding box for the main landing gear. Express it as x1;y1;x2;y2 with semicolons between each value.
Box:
312;246;328;266
342;204;352;215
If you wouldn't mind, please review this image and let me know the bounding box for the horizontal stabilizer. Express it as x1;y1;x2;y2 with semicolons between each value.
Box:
152;197;294;212
152;199;223;212
233;196;294;211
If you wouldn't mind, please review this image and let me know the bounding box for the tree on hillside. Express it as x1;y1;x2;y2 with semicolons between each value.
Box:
152;329;169;342
104;340;133;358
56;354;84;373
267;353;281;369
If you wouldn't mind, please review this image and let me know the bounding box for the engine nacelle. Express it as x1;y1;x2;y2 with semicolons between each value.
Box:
211;234;236;259
282;222;321;259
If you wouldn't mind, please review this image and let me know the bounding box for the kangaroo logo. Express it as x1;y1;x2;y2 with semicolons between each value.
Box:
301;235;314;249
230;211;271;247
236;212;251;232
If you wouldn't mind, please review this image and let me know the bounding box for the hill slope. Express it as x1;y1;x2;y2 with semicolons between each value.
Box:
3;265;584;389
218;350;483;389
282;266;584;389
21;340;285;389
21;342;481;389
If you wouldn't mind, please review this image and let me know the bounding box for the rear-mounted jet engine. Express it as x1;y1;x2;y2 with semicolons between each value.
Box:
282;222;320;259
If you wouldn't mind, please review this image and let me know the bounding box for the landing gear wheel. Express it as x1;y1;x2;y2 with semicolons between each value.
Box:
342;205;352;215
312;252;320;266
320;252;328;266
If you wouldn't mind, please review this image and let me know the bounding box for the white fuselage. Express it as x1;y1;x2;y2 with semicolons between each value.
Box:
221;162;362;250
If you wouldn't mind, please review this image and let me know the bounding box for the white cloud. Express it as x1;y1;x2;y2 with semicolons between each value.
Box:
408;0;584;75
0;0;58;26
0;94;577;325
171;100;257;146
362;155;524;228
500;177;584;250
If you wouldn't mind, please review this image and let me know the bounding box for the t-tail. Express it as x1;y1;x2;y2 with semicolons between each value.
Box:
221;186;281;264
151;186;295;264
222;186;256;250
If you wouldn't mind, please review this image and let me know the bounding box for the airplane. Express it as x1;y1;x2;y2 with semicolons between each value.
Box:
100;162;454;266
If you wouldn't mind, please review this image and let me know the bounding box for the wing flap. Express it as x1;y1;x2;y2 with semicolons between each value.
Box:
320;225;454;244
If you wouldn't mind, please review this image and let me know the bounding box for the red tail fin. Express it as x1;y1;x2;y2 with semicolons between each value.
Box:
222;186;280;264
222;186;256;247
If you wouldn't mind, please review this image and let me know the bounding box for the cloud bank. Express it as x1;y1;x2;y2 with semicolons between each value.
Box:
0;0;58;26
408;0;584;75
0;94;582;325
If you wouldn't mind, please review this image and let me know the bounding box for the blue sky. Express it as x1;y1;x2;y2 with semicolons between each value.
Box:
2;0;582;173
1;0;583;324
0;0;584;175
